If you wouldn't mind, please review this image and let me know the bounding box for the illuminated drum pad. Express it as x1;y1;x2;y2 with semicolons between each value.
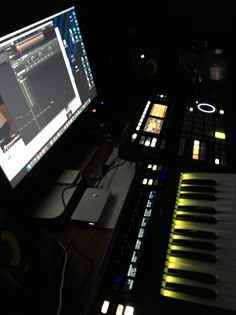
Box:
178;102;226;166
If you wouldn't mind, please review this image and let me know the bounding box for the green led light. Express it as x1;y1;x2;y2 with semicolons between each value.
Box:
215;131;225;139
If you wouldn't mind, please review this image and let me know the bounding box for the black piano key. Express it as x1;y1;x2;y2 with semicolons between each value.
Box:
182;179;217;186
174;229;217;239
177;205;217;214
171;249;218;262
165;282;217;299
179;193;217;201
167;268;218;283
176;214;217;224
180;186;217;193
172;239;217;251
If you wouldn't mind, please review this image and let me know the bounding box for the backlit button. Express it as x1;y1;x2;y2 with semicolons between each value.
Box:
116;304;124;315
101;300;110;314
124;306;134;315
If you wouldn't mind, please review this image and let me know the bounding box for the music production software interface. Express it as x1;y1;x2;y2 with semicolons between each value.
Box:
0;7;97;187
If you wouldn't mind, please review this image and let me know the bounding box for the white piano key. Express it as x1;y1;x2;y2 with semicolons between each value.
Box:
163;274;236;297
165;259;236;283
164;257;236;302
172;233;236;250
169;244;236;263
161;287;236;312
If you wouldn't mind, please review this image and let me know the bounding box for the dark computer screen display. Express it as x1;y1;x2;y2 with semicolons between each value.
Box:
0;6;97;188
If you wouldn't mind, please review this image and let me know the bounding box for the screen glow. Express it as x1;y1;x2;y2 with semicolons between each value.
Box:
150;103;167;118
143;117;163;134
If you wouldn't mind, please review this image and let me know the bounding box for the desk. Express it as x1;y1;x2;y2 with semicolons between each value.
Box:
27;143;136;315
29;221;113;315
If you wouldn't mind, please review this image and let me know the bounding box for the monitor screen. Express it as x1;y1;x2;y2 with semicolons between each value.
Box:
0;6;97;188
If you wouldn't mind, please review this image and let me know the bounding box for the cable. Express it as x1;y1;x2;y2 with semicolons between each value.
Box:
63;223;95;300
95;159;127;188
36;225;95;313
61;157;125;206
61;183;79;208
35;230;68;315
60;172;91;209
55;231;78;268
55;223;95;272
56;248;67;315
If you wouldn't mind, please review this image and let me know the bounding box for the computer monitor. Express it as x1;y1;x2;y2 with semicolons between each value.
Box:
0;6;97;192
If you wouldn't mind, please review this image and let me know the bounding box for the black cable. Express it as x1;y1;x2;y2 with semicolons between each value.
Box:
69;223;95;269
35;230;68;315
60;172;92;208
61;182;80;208
95;159;127;188
35;228;95;313
55;223;95;273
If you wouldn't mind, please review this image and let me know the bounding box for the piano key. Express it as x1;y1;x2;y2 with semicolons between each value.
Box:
172;230;236;248
181;173;236;193
166;255;236;278
173;221;236;249
161;172;236;311
172;234;217;246
162;273;236;303
170;249;218;262
179;193;217;201
172;238;217;250
168;239;236;273
161;287;236;311
180;186;217;193
174;219;236;238
177;198;236;216
175;210;236;224
177;205;217;214
181;179;217;186
176;214;217;224
167;267;218;283
163;260;236;301
166;255;236;279
174;228;218;239
164;281;217;299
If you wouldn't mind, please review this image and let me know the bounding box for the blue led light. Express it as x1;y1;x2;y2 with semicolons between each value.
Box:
160;172;167;180
114;275;122;284
162;165;168;172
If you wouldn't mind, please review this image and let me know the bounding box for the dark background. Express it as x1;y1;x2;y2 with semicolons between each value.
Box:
2;1;236;100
